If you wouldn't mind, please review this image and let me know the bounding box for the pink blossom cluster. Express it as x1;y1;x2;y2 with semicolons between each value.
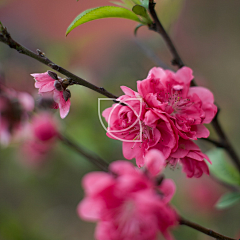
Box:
78;150;178;240
103;67;217;177
0;85;34;145
31;71;71;118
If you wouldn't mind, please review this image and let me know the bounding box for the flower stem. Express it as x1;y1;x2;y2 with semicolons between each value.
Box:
58;134;109;172
179;217;237;240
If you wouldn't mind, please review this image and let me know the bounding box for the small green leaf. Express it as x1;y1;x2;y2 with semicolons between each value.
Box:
132;0;141;5
132;5;152;24
207;148;240;186
216;192;240;209
134;23;144;36
132;5;147;17
66;6;143;36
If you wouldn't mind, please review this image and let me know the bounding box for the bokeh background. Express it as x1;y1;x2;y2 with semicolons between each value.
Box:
0;0;240;239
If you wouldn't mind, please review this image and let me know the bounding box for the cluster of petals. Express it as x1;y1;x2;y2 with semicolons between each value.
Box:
0;85;34;145
31;71;71;119
20;112;59;167
78;150;178;240
103;67;217;177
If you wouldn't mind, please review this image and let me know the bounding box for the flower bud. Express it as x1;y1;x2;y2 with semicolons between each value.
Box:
54;80;63;91
47;70;58;80
63;89;71;102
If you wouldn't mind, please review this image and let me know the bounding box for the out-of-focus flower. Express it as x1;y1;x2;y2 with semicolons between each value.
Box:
20;112;59;168
78;150;178;240
31;71;71;118
0;86;34;145
103;67;217;177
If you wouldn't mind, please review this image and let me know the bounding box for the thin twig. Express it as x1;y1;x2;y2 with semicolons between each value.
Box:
179;217;237;240
200;137;226;148
58;134;109;172
148;0;185;70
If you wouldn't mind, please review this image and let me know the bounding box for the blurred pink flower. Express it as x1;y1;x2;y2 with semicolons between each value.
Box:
0;86;34;145
31;71;71;118
78;154;178;240
167;138;211;178
20;112;59;168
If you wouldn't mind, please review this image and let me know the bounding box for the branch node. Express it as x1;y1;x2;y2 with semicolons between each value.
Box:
36;49;45;57
48;62;60;71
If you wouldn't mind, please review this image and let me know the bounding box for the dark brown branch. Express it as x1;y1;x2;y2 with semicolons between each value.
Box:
200;137;226;148
58;134;109;172
148;0;185;70
0;22;117;99
179;217;237;240
211;116;240;172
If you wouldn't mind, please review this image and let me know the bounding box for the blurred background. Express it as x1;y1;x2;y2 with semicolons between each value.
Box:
0;0;240;239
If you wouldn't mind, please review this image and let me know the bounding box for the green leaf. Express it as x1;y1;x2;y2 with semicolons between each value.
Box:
132;5;152;24
66;6;143;36
111;0;134;9
132;0;141;5
132;5;147;17
216;192;240;209
134;23;144;36
207;148;240;186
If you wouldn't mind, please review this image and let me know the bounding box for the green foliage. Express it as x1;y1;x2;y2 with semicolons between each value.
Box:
207;148;240;186
111;0;148;9
216;192;240;209
132;5;152;24
66;6;143;36
111;0;136;9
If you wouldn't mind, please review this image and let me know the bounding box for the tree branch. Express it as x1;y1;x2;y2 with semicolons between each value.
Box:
179;217;237;240
58;134;109;172
0;22;117;99
147;1;240;173
148;0;185;70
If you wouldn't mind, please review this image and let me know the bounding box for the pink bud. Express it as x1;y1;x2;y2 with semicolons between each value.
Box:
145;149;165;176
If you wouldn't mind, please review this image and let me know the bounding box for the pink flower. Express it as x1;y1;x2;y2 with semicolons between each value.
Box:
167;138;211;178
103;87;177;167
0;86;34;145
103;67;217;175
31;71;71;118
137;67;217;140
20;112;59;168
78;153;178;240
